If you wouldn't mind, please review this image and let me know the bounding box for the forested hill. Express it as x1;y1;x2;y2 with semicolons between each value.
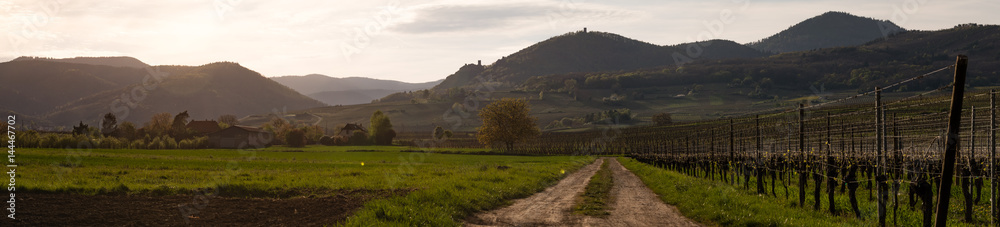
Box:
0;59;326;128
433;31;766;90
530;24;1000;94
747;11;905;53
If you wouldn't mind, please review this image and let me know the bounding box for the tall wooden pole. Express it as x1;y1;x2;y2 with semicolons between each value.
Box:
990;89;997;225
876;87;886;227
799;103;807;207
731;119;736;185
934;55;969;227
991;89;997;225
757;115;765;194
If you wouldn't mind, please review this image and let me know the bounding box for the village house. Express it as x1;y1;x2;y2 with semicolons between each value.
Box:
206;125;272;149
339;123;367;136
186;120;222;136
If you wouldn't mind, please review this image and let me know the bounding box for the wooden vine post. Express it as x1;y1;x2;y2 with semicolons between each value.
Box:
799;103;807;207
934;55;969;227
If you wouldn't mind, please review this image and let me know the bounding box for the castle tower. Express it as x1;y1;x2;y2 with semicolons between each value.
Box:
478;60;481;66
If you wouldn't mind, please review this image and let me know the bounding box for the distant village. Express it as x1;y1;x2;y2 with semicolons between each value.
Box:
17;109;402;150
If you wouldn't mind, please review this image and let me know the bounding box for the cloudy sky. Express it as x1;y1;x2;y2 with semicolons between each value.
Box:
1;0;998;83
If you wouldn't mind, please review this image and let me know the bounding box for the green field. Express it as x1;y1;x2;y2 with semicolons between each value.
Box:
19;146;595;226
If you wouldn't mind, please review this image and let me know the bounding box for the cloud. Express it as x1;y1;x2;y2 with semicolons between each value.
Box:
390;1;635;35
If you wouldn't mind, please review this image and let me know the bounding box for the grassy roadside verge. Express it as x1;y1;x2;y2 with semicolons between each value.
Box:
617;157;857;226
573;159;613;217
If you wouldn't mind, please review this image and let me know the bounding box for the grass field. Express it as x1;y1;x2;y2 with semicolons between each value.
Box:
619;157;992;226
18;145;595;226
573;159;613;217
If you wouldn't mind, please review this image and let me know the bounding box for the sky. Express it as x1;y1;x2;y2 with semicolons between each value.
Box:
1;0;998;83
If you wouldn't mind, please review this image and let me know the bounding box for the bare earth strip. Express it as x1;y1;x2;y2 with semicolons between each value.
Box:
467;158;700;227
580;158;700;227
466;158;604;226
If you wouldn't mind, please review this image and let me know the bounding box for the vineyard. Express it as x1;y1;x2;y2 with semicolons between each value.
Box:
449;56;994;226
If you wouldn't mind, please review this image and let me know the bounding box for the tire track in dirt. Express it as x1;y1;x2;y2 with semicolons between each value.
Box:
467;158;699;227
466;158;605;226
580;158;700;227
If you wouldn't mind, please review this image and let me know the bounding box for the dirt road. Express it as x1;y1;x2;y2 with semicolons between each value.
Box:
467;158;699;227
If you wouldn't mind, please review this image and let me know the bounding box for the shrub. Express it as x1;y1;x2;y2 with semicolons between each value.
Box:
129;139;146;149
286;129;306;148
163;136;178;149
320;136;335;146
179;139;194;149
652;112;673;126
349;131;370;146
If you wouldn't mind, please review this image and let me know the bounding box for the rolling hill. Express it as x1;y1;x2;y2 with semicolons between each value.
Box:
1;59;326;128
271;74;441;105
747;11;905;53
433;30;768;90
0;60;147;116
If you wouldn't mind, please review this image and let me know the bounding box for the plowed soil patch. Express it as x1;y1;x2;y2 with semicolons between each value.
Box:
3;190;408;226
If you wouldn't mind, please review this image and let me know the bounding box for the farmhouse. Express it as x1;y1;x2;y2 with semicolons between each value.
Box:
340;123;367;136
206;126;272;149
186;120;222;136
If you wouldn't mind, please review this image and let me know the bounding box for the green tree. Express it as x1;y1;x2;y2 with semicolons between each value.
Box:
433;126;446;140
476;98;539;152
564;79;578;94
262;117;291;145
369;110;395;145
170;111;191;140
117;121;137;140
101;112;117;136
285;128;306;148
146;112;173;137
349;131;370;145
652;112;673;126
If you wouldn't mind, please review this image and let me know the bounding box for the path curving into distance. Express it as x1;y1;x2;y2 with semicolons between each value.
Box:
466;158;699;227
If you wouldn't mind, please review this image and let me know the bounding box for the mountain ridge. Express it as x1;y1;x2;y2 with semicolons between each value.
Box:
1;59;326;128
747;11;905;53
12;56;151;69
432;30;768;91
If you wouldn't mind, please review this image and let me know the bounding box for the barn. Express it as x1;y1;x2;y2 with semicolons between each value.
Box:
206;126;272;149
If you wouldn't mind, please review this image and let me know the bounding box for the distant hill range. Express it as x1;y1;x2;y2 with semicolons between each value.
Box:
1;58;325;128
747;11;904;53
271;74;442;105
283;13;999;132
7;11;998;132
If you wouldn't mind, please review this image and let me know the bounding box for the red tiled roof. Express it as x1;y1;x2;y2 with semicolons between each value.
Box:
187;120;222;134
